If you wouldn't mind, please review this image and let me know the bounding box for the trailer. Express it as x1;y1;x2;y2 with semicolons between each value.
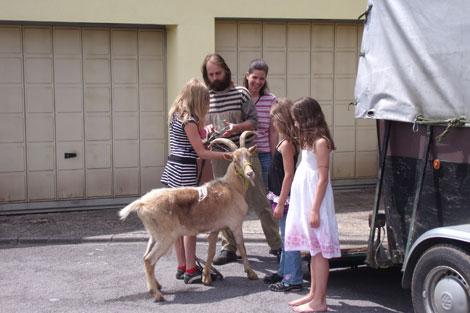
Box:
354;1;470;312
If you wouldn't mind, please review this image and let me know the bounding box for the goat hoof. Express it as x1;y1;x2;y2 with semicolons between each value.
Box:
154;294;165;302
246;268;258;280
202;274;212;286
149;288;161;297
246;269;258;280
149;289;164;302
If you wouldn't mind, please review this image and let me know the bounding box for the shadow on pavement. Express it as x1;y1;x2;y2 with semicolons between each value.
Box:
328;266;411;313
105;263;411;312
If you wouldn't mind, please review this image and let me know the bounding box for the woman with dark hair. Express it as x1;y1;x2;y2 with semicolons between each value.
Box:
243;59;278;189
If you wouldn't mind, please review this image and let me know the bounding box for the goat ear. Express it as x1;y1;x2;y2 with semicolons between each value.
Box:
223;153;233;161
248;145;257;154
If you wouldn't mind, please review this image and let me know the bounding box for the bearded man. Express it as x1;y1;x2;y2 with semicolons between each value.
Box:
201;53;281;265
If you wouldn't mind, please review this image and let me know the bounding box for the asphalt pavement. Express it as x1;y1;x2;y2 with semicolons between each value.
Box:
1;241;413;313
1;187;415;313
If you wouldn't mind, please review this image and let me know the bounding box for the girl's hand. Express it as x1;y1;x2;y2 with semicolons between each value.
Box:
273;205;283;220
205;124;215;135
310;211;320;228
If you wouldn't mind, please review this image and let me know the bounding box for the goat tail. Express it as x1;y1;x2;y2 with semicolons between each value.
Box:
119;199;142;220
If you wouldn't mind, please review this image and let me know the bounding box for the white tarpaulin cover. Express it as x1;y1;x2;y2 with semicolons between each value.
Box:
355;0;470;123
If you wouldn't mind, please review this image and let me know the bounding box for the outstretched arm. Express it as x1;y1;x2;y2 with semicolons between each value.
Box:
185;122;226;160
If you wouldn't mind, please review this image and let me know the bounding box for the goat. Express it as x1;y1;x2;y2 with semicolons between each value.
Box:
119;131;259;301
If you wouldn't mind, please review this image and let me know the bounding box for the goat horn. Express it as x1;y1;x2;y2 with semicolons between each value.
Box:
239;130;255;148
210;138;238;152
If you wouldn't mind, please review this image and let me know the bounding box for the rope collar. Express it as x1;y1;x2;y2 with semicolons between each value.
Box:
235;160;252;191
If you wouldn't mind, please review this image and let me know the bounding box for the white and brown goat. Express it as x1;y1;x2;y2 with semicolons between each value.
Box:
119;131;259;301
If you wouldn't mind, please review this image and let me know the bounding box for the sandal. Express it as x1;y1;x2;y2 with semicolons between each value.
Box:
196;257;224;281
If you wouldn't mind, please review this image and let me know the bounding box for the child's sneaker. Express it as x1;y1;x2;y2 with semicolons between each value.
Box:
269;281;303;292
176;265;186;280
263;272;283;284
175;268;185;280
183;266;203;284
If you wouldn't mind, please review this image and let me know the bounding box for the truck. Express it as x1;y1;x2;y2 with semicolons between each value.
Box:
354;1;470;312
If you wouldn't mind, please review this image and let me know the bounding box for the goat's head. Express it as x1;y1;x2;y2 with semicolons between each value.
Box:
210;131;257;186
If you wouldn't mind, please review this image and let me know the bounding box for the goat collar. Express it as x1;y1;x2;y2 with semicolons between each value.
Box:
197;185;208;202
235;160;252;191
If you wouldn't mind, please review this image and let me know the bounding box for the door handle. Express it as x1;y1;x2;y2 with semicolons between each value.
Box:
64;152;77;159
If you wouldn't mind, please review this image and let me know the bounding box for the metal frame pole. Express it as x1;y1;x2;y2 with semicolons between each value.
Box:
405;125;433;257
367;120;391;267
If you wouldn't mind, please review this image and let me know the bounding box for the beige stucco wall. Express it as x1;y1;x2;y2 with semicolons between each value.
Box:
0;0;367;108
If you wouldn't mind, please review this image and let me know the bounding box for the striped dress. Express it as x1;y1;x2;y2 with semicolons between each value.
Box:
254;93;276;153
160;113;199;187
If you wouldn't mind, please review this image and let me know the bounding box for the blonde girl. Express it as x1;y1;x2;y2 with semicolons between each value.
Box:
160;78;225;284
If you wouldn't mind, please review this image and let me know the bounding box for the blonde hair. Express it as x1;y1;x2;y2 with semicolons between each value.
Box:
168;78;210;126
270;98;298;148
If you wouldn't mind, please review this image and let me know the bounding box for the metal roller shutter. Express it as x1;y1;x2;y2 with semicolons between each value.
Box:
0;25;166;211
215;20;376;182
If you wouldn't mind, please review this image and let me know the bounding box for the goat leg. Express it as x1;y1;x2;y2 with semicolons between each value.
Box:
144;237;156;256
143;238;161;291
144;259;163;301
232;226;258;280
202;231;219;285
143;238;174;301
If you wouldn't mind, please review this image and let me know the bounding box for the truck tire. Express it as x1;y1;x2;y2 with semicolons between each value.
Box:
411;244;469;313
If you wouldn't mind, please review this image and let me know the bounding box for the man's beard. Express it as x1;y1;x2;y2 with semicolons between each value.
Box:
208;78;230;91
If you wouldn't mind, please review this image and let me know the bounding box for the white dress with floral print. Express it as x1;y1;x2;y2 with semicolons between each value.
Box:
284;149;341;258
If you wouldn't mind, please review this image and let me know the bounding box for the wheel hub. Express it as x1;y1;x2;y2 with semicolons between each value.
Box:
425;266;469;313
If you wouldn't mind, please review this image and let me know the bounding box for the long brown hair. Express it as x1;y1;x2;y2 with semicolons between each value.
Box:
201;53;233;89
270;98;298;148
168;78;210;127
291;97;335;151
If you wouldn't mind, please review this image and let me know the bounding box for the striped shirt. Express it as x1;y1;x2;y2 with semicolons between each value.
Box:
160;113;198;187
167;113;198;159
254;93;276;152
207;86;257;147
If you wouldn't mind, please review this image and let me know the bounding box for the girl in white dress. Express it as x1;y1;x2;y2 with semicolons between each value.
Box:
284;97;340;313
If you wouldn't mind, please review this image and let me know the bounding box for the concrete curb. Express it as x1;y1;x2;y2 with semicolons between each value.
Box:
0;234;268;246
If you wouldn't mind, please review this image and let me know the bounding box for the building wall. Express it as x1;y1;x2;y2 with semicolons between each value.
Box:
0;0;367;105
0;1;370;208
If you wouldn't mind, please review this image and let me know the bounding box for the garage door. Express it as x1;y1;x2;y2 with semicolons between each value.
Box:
215;20;377;182
0;25;166;207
